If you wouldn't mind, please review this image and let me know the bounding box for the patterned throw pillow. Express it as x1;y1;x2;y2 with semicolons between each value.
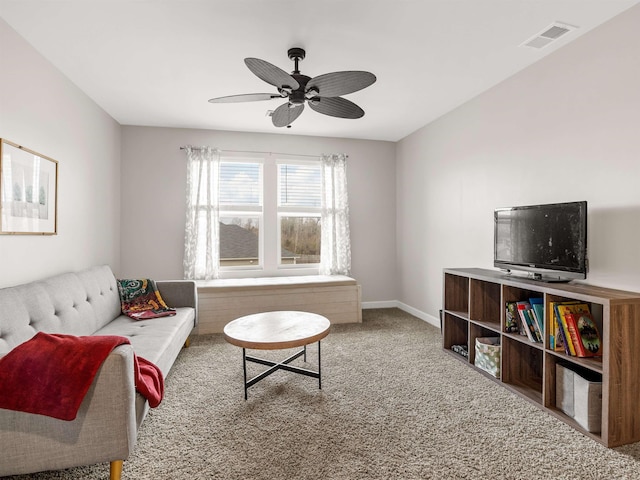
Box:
117;279;176;320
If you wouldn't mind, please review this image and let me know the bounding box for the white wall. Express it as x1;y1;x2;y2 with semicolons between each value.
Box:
0;18;121;288
396;5;640;321
5;4;638;313
120;126;397;303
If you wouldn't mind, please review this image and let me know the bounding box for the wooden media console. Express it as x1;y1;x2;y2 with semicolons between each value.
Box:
443;267;640;447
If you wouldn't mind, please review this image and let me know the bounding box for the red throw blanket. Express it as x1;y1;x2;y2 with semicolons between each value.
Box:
0;333;164;421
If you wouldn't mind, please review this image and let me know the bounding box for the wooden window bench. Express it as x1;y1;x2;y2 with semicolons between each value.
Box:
196;275;362;334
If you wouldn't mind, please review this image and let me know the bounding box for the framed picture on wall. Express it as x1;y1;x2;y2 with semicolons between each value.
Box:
0;139;58;235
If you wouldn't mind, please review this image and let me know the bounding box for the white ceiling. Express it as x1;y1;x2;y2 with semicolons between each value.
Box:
1;0;638;142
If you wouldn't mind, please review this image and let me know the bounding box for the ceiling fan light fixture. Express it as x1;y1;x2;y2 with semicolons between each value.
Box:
305;87;319;99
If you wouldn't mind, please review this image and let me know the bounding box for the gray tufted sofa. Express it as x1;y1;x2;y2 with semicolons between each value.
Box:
0;265;198;479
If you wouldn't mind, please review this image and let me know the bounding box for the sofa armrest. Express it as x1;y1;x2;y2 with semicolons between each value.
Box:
0;344;138;477
157;280;198;325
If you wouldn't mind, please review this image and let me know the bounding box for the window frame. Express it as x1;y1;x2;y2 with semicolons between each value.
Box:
216;153;321;278
276;158;322;269
218;155;264;273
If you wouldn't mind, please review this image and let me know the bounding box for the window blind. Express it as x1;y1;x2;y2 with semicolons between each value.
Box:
278;164;321;208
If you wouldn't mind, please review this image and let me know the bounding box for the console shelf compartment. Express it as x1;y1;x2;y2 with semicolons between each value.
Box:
442;267;640;447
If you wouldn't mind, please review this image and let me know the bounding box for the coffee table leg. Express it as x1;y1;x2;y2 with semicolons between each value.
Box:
243;348;248;400
318;340;322;390
242;342;324;398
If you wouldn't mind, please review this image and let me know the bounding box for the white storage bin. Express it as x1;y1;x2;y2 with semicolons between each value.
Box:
556;363;602;433
474;337;501;378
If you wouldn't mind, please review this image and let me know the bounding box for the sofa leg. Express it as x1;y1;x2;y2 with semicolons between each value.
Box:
110;460;123;480
184;337;191;348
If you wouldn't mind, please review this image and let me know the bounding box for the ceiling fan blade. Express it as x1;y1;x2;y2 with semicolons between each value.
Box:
272;102;305;127
307;71;376;98
245;58;300;90
208;93;282;103
308;96;364;119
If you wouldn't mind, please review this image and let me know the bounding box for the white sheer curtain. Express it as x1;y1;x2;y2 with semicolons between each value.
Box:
320;153;351;276
183;146;220;280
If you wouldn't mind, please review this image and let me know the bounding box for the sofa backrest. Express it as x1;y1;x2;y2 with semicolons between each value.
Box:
0;265;121;355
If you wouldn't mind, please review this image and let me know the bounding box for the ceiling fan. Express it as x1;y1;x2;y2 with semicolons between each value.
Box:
208;47;376;128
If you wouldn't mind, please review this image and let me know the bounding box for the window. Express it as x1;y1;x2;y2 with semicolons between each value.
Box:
217;154;321;276
218;161;262;268
278;163;322;266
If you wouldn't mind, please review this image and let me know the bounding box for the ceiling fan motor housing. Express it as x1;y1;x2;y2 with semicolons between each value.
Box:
289;73;310;105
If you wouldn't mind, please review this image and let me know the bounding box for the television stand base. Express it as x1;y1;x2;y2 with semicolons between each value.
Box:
530;273;571;283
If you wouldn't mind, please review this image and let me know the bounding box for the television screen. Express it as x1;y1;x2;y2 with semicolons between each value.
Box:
494;201;587;281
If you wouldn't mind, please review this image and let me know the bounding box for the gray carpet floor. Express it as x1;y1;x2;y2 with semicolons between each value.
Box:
7;308;640;479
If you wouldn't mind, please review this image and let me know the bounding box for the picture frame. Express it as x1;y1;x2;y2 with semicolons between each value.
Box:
0;139;58;235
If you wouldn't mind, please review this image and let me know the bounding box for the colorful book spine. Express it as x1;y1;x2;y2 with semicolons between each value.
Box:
504;301;519;333
563;313;585;356
516;303;535;342
528;308;543;343
549;302;565;353
554;303;575;355
506;301;526;337
529;298;545;337
517;302;541;342
556;303;591;356
568;312;602;357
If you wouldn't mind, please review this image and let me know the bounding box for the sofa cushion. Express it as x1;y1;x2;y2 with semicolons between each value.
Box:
0;266;121;355
93;307;195;378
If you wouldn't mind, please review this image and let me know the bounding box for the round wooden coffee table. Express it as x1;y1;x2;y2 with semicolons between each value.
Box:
223;311;330;399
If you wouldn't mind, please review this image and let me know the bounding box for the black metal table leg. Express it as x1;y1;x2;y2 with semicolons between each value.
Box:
243;348;248;400
242;340;324;399
318;340;322;390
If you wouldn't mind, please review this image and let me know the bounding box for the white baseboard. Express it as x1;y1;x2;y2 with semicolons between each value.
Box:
362;300;441;329
362;300;399;309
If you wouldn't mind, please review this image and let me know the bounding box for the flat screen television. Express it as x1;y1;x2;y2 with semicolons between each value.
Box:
494;201;587;282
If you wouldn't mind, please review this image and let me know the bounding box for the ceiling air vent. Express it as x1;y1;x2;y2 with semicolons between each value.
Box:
521;22;578;49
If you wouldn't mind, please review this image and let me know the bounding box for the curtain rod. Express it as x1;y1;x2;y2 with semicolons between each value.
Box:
179;146;347;159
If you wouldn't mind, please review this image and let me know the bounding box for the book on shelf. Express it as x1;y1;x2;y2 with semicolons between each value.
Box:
515;302;535;342
563;313;583;357
528;308;543;343
555;303;591;356
517;301;542;343
549;301;567;353
566;311;602;357
506;301;528;336
554;303;576;355
504;301;520;333
529;297;545;336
